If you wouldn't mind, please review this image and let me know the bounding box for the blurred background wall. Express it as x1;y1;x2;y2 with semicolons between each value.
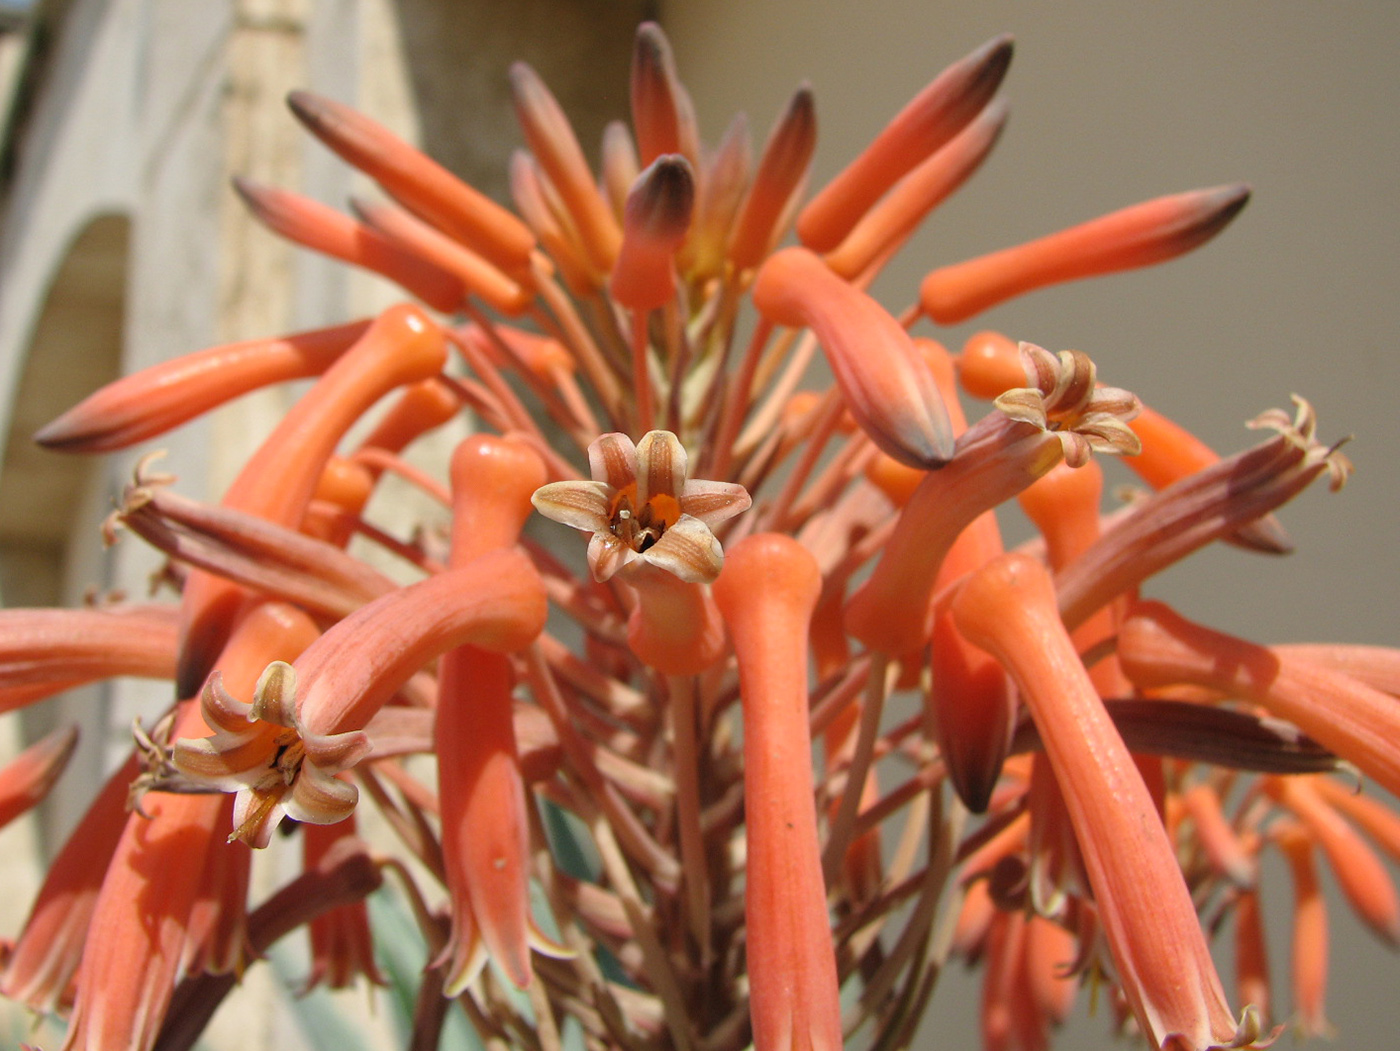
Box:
0;1;1395;1048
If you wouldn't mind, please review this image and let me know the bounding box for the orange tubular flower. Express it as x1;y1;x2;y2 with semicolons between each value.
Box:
797;34;1013;252
1118;601;1400;799
1264;775;1400;946
823;98;1008;282
610;154;695;311
510;61;623;273
300;816;384;991
60;599;317;1051
1;756;138;1013
176;547;546;847
1273;826;1330;1037
0;725;77;831
232;177;467;312
846;344;1139;656
351;196;534;315
712;534;842;1051
0;605;176;713
1054;397;1349;631
754;246;955;468
957;332;1287;550
286;89;537;275
176;302;447;696
630;22;698;169
952;553;1261;1051
32;318;371;452
725;87;817;273
534;430;745;674
919;184;1250;324
436;434;547;993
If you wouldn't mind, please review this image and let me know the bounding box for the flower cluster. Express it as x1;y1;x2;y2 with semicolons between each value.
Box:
0;20;1386;1051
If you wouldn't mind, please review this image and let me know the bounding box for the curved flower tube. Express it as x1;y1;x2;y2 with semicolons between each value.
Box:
753;246;955;468
952;553;1263;1051
176;302;448;696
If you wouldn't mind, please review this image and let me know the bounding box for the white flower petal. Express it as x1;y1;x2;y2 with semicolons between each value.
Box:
679;479;752;527
635;430;687;506
532;480;614;532
588;432;638;489
641;515;724;583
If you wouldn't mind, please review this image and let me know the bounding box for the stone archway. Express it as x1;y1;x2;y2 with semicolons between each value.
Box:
0;211;129;853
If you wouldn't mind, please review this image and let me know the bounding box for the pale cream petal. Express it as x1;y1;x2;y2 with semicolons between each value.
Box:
992;386;1048;429
301;726;374;773
233;787;289;849
679;479;752;526
171;736;271;791
641;515;723;583
587;432;638;489
635;429;687;505
251;661;298;726
588;531;636;582
286;764;360;826
200;672;255;733
531;480;614;532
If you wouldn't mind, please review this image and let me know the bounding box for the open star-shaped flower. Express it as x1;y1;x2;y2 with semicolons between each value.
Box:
532;430;750;583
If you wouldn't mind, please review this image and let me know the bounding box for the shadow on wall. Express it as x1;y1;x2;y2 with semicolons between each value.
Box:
386;0;652;202
0;210;127;853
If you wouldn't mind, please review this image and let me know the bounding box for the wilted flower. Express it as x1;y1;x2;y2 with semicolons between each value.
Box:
1;19;1390;1051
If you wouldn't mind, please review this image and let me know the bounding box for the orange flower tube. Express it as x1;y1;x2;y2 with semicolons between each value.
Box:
753;246;954;468
0;755;137;1012
823;99;1007;282
177;303;447;695
920;184;1250;324
352;196;533;315
286;90;536;274
712;534;842;1051
609;154;695;311
232;177;466;312
0;725;76;831
301;816;384;990
630;22;697;169
1266;775;1400;946
797;35;1012;252
34;319;371;452
291;547;547;739
437;434;547;992
952;553;1255;1051
1118;601;1400;798
0;605;176;714
62;601;317;1051
726;88;816;273
510;61;623;272
1275;827;1330;1037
